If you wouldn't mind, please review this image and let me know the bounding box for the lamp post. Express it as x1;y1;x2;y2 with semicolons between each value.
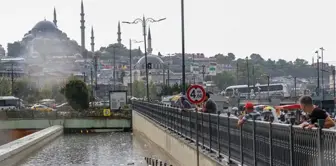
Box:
320;47;325;100
181;0;186;95
123;16;166;101
267;75;270;99
315;50;320;96
294;76;297;98
333;69;335;97
113;47;116;91
129;39;143;97
246;57;250;99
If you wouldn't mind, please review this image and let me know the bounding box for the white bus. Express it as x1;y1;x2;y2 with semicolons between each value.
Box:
222;83;291;99
0;96;24;110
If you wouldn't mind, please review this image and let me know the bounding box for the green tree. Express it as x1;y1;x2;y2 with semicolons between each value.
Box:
214;71;236;90
149;81;157;99
63;79;89;110
133;80;145;98
0;78;11;96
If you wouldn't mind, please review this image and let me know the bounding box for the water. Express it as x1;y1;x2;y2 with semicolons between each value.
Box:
19;132;179;166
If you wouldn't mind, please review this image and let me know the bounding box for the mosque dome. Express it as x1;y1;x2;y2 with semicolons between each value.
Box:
135;55;164;69
32;20;57;32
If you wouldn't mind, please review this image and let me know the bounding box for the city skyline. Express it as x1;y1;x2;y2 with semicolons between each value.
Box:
0;0;335;64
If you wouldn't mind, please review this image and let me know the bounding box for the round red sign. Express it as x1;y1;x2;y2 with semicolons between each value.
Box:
186;84;206;104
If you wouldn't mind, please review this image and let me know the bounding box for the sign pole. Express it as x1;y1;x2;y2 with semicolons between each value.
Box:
195;107;199;166
186;84;205;166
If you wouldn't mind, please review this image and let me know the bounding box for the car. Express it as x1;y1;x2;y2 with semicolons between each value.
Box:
31;104;54;112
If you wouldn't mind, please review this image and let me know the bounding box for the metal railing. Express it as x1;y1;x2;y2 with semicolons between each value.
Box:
133;100;336;166
144;157;173;166
0;109;132;120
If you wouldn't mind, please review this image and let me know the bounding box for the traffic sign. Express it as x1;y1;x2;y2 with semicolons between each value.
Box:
186;84;206;104
103;109;111;116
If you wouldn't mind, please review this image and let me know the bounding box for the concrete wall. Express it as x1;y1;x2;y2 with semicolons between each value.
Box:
0;125;63;166
0;119;131;129
132;111;227;166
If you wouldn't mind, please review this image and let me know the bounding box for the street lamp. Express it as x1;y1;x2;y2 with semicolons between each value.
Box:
315;50;320;96
181;0;186;95
129;39;143;97
246;57;250;99
320;47;325;100
123;16;166;101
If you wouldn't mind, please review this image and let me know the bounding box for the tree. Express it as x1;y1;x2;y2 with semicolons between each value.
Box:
63;79;89;110
0;78;11;96
149;81;157;100
133;80;145;98
213;71;236;90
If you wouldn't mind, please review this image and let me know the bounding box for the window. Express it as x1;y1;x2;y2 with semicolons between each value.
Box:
225;88;233;96
0;99;19;106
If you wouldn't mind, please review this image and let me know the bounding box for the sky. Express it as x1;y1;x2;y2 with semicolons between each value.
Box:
0;0;335;64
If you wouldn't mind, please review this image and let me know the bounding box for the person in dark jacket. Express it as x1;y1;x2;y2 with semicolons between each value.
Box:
203;92;217;114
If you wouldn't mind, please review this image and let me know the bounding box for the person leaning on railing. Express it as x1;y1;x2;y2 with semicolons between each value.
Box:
237;102;262;127
299;95;335;129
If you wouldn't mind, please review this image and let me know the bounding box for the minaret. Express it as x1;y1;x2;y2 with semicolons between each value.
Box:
80;0;86;59
117;21;122;45
91;26;97;94
147;27;153;54
53;7;57;27
91;26;95;54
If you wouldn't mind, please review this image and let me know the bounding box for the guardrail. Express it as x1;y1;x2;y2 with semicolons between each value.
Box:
133;100;336;166
0;109;131;120
144;157;172;166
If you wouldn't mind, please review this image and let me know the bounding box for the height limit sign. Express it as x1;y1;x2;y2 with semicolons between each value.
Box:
186;84;206;104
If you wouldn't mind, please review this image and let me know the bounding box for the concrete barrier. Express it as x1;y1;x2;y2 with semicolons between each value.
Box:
0;119;131;130
0;125;63;166
132;111;227;166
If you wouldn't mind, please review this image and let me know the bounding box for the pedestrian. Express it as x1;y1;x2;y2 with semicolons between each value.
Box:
180;96;192;109
202;92;217;114
237;102;262;127
299;95;335;129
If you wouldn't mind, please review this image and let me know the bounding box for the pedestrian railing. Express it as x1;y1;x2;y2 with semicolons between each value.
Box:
144;157;172;166
133;100;336;166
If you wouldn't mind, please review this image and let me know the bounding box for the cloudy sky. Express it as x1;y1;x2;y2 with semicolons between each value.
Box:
0;0;335;64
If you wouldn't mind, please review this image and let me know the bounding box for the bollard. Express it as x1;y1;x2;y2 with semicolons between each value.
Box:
160;161;162;166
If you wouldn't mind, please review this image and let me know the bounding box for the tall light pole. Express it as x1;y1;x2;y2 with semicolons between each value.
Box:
113;46;116;91
246;57;250;99
333;69;335;97
320;47;325;100
129;39;143;97
123;16;166;101
181;0;186;95
315;50;320;96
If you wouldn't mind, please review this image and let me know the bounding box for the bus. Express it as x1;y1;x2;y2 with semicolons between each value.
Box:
0;96;24;110
222;83;291;99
